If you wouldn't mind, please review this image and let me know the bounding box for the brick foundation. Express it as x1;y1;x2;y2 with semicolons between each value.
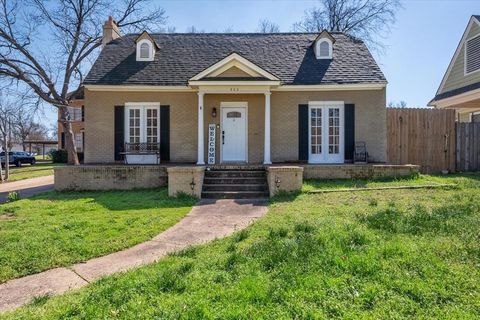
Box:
54;165;167;191
303;164;419;180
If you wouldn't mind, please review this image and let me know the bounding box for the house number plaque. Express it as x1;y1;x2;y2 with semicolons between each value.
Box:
208;124;216;164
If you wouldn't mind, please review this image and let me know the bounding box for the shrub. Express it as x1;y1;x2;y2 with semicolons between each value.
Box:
48;150;84;163
7;191;19;202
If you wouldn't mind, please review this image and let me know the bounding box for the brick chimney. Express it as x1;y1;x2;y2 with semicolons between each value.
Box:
102;16;121;47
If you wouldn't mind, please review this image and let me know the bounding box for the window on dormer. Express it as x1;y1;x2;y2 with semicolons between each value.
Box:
136;39;154;61
140;43;150;59
319;41;330;57
316;39;332;59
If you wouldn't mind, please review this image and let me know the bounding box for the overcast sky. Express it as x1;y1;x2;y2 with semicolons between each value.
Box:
41;0;478;127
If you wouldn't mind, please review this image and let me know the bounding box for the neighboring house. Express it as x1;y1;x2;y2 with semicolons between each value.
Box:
430;15;480;122
58;88;85;152
82;17;387;165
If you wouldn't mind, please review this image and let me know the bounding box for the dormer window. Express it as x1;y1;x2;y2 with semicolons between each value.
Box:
316;39;333;59
136;39;154;61
313;30;335;60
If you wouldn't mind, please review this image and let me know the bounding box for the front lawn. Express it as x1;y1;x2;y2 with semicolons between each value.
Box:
2;173;479;319
0;189;196;283
3;162;63;182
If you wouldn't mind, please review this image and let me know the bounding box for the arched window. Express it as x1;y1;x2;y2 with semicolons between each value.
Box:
319;41;330;57
315;38;333;59
136;39;154;61
140;43;150;59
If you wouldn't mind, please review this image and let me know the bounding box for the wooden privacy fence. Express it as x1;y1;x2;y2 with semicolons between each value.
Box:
456;122;480;172
387;108;456;173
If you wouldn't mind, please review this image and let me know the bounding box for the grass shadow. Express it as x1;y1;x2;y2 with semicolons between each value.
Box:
29;188;197;211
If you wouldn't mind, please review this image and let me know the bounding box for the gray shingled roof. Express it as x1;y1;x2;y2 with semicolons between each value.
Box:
84;32;386;86
474;15;480;22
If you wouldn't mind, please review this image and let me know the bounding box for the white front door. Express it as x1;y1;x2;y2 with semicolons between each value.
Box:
221;104;247;162
308;102;344;163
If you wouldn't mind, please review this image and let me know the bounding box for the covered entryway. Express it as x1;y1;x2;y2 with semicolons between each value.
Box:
220;102;247;162
189;52;280;165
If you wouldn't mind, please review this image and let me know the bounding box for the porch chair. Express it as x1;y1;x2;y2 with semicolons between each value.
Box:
354;141;368;164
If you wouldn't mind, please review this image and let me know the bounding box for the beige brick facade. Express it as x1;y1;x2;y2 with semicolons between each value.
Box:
84;88;386;164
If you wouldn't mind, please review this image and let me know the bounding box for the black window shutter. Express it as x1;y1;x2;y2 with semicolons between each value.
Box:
81;105;85;122
298;104;309;161
344;104;355;162
61;132;65;149
114;106;124;161
160;105;170;162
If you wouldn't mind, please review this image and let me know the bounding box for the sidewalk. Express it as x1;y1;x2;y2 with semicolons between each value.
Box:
0;199;268;312
0;175;54;203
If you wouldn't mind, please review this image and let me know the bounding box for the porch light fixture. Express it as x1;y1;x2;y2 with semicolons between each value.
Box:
275;176;281;189
211;107;217;118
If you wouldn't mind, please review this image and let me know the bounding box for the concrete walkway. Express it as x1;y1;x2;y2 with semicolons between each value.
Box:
0;199;268;313
0;175;54;203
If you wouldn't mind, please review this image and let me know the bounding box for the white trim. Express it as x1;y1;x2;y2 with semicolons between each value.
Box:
124;103;161;150
315;38;333;59
220;102;248;163
208;60;262;77
189;80;281;86
432;87;480;108
136;39;154;62
264;91;271;165
272;83;386;91
437;16;480;95
464;33;480;76
85;85;194;92
189;53;279;81
307;101;345;164
197;92;205;165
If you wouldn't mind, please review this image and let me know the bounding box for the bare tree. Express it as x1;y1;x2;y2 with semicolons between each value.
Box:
293;0;401;52
258;19;280;33
388;100;407;108
15;116;49;150
0;0;167;165
0;95;18;180
186;26;205;33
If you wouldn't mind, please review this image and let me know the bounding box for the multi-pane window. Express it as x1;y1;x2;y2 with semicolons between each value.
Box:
328;108;340;154
126;105;160;148
67;107;82;121
74;133;83;151
140;43;150;59
310;108;322;154
129;108;141;143
146;108;158;143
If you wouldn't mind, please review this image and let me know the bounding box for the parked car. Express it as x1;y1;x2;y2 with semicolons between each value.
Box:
0;151;36;167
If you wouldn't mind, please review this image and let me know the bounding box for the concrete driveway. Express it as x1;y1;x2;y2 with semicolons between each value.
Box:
0;175;54;203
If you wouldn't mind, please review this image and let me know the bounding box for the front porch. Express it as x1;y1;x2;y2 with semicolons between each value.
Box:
54;163;420;198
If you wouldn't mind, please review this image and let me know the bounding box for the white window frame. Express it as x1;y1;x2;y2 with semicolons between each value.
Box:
308;101;344;164
464;33;480;76
136;39;154;62
124;102;160;144
315;38;333;59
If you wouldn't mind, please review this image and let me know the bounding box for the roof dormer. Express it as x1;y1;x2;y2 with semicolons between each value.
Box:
313;30;335;60
135;31;158;62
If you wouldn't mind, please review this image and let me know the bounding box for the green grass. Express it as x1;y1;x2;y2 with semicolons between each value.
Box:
302;173;479;191
2;174;480;319
0;189;196;283
4;162;63;182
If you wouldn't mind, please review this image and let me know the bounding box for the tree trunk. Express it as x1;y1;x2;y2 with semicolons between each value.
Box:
59;106;79;165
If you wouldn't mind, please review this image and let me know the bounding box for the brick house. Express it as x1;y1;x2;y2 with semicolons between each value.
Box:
79;17;387;168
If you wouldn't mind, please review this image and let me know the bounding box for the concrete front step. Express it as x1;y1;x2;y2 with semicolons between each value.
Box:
201;191;269;199
203;177;266;184
203;184;268;192
205;170;266;178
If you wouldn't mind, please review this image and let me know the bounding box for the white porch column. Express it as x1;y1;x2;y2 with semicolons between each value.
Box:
197;92;205;165
264;91;272;164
